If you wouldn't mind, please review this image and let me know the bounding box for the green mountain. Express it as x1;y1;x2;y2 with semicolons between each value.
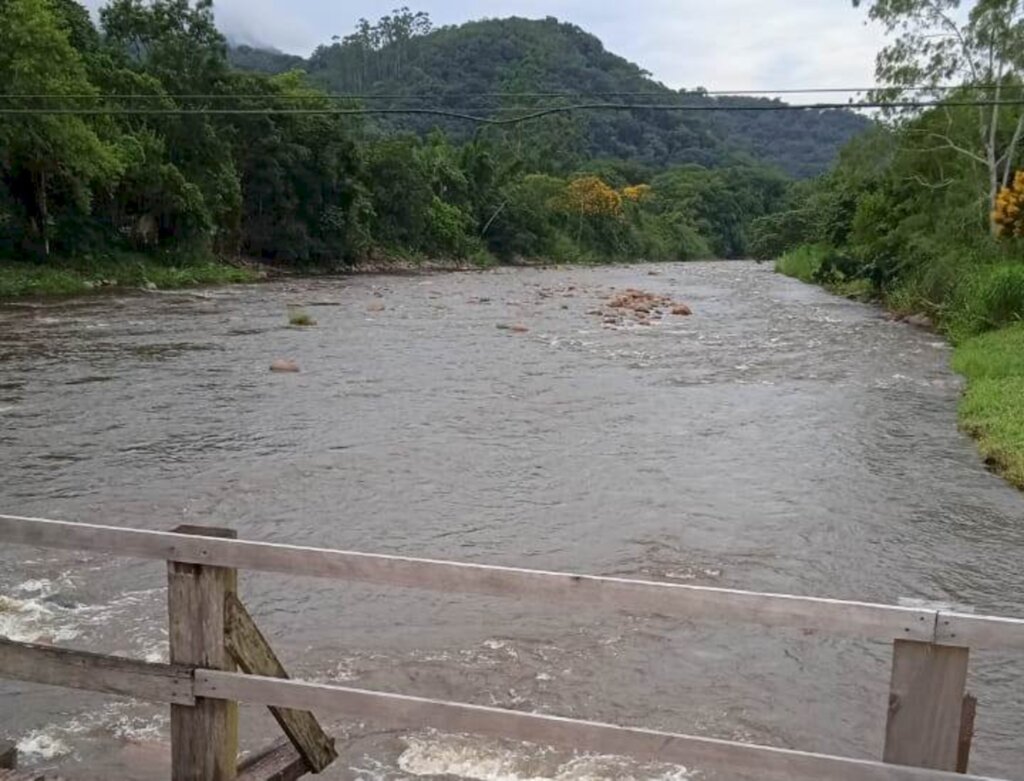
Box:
229;15;870;178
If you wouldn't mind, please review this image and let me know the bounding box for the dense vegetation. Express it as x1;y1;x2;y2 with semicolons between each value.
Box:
754;0;1024;486
232;14;869;179
0;0;861;296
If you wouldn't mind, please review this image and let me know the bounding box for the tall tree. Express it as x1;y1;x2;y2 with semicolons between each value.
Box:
0;0;122;255
857;0;1024;231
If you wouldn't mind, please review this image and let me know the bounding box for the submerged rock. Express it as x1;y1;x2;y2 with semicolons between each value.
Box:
269;359;300;373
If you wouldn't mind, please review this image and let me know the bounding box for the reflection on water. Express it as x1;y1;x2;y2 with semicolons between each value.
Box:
1;262;1022;779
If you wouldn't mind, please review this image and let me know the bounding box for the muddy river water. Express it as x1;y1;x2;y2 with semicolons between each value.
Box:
1;262;1022;779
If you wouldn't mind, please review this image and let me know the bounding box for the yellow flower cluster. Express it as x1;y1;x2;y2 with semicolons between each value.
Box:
561;176;623;217
993;170;1024;238
621;184;652;202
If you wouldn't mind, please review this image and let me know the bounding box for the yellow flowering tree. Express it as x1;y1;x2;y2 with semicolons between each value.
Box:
993;171;1024;238
552;176;622;240
557;176;623;217
621;184;652;203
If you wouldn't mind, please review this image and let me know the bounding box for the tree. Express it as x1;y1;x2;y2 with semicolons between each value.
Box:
857;0;1024;232
0;0;122;255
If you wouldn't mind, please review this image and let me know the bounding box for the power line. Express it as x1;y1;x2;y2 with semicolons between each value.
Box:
2;85;1023;102
1;99;1022;124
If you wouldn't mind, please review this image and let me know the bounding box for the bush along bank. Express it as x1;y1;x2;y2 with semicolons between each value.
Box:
0;252;259;298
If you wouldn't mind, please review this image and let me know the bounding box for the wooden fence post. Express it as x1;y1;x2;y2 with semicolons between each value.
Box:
0;741;16;769
957;693;977;773
168;525;239;781
883;640;969;771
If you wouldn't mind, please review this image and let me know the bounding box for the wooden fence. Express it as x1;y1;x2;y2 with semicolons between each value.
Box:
0;514;1022;781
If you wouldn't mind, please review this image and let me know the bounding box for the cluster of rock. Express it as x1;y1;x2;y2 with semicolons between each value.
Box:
593;288;692;326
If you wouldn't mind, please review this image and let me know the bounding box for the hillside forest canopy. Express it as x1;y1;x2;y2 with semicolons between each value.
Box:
0;0;869;274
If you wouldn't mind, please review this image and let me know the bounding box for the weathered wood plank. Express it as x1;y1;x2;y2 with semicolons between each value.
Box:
0;742;15;769
224;593;336;772
237;739;307;781
935;611;1024;649
884;641;969;771
1;514;987;645
0;637;194;705
957;694;977;774
194;671;1008;781
168;525;239;781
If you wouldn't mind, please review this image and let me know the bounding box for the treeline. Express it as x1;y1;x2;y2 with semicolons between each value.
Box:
0;0;789;273
290;13;869;178
752;103;1024;343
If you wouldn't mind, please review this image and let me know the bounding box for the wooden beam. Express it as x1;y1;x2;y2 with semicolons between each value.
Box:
0;637;194;705
194;671;1007;781
224;593;337;772
237;739;307;781
956;694;977;774
2;514;991;646
168;526;239;781
935;612;1024;649
883;641;969;771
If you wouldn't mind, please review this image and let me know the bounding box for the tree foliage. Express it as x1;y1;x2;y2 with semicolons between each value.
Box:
856;0;1024;231
248;15;868;179
1;1;799;268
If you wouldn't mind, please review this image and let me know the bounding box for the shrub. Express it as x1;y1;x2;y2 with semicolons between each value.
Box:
775;244;829;282
946;263;1024;340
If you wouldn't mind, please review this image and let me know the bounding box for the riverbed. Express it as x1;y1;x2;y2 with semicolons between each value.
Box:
1;262;1022;779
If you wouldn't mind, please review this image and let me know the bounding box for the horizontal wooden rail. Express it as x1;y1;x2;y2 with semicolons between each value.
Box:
194;670;1009;781
0;638;194;705
2;515;1023;648
2;636;1012;781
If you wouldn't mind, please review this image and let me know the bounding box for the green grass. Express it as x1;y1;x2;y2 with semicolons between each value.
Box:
288;308;317;327
944;262;1024;342
827;277;875;301
774;244;828;282
951;323;1024;488
0;253;258;298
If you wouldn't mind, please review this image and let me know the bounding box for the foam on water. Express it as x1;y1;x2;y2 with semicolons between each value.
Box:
398;734;695;781
17;729;73;761
0;595;80;643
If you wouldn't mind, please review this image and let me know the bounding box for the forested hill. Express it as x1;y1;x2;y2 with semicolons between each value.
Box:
229;16;869;178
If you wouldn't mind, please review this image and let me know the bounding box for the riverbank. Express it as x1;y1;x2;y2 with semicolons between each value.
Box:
776;248;1024;490
0;254;260;298
0;248;526;299
951;324;1024;488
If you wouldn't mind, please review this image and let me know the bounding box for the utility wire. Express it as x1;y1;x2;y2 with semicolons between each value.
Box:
3;85;1024;101
1;99;1023;124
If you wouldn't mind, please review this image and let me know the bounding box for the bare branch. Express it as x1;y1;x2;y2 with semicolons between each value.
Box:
905;174;956;189
922;131;990;165
1000;112;1024;187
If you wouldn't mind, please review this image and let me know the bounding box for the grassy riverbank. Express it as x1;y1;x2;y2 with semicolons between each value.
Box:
0;254;259;298
951;324;1024;488
776;248;1024;489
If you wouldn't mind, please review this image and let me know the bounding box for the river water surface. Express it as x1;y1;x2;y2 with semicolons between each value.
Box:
1;262;1022;780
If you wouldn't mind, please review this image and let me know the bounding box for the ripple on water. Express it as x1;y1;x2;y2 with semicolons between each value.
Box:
398;734;695;781
1;262;1023;779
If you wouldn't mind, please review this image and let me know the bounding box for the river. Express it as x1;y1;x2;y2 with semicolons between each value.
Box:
1;261;1022;780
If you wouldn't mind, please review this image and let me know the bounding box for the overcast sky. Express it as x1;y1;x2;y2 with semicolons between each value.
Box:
84;1;889;92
